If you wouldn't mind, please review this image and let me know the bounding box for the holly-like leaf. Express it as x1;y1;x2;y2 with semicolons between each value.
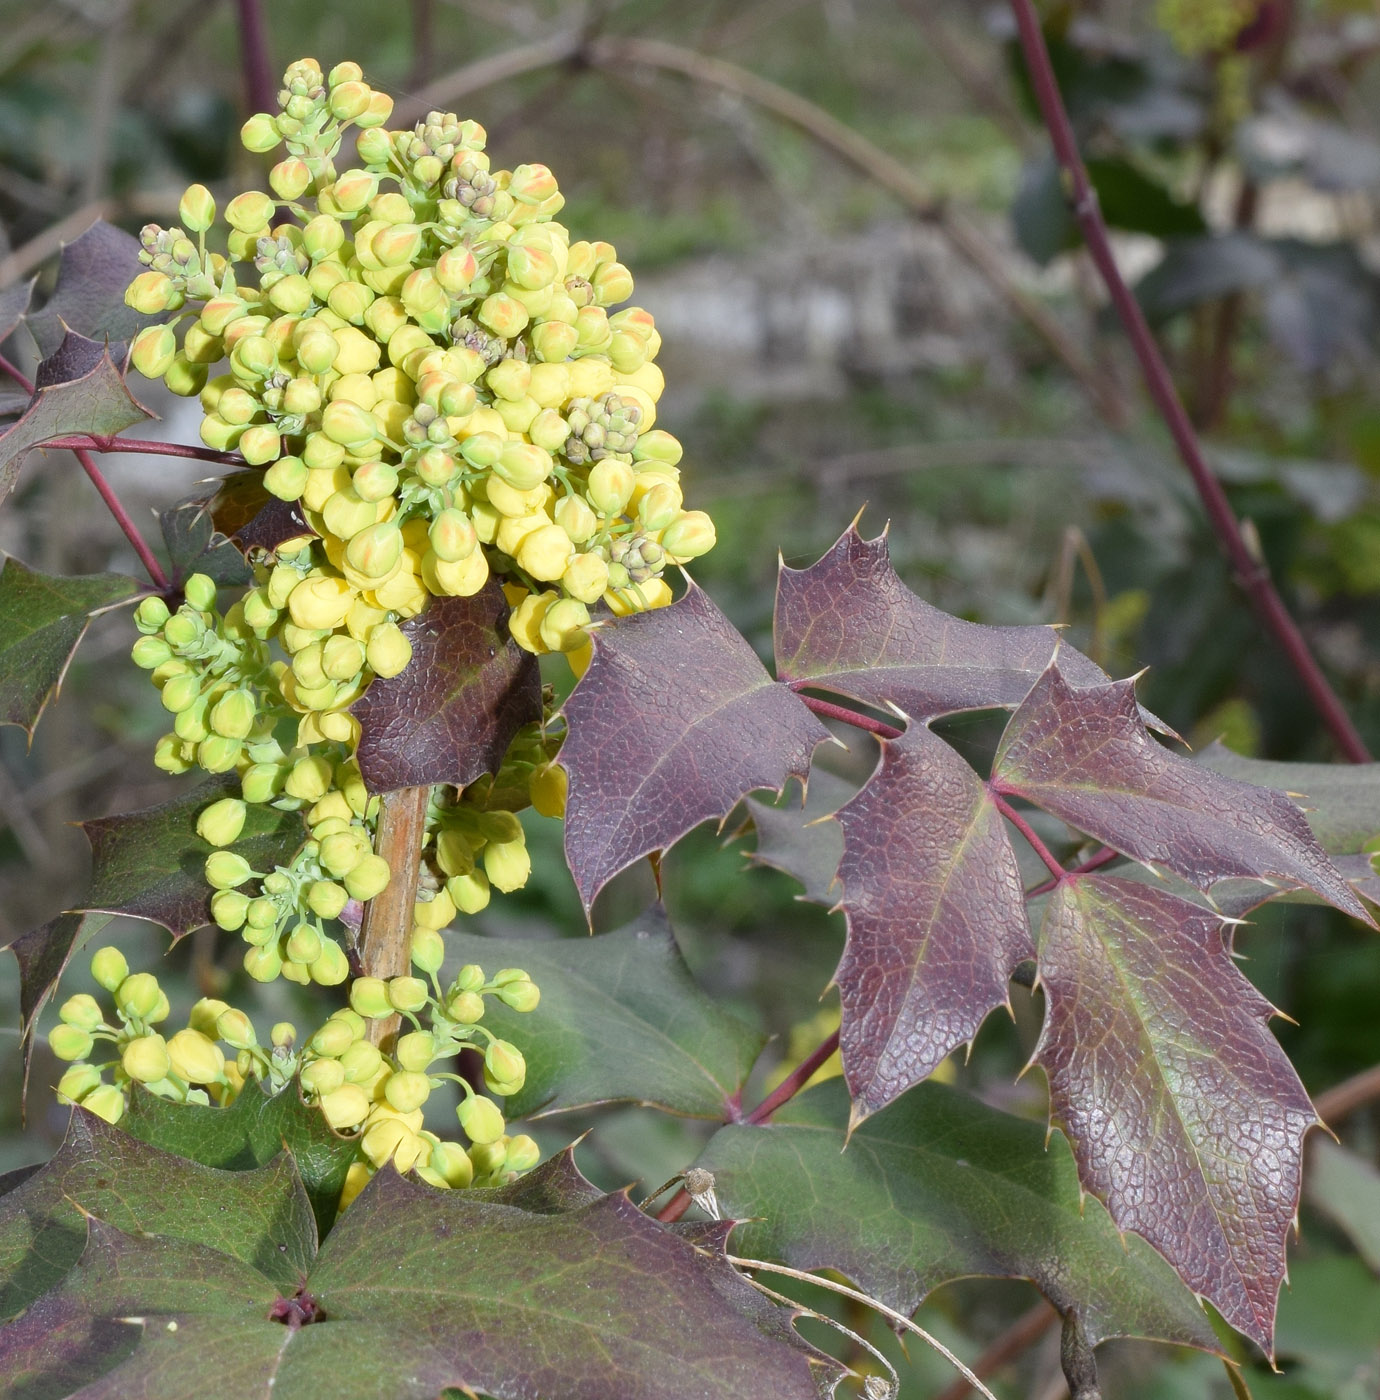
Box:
0;557;141;734
466;1145;605;1213
743;769;854;905
1034;875;1317;1355
697;1079;1218;1352
993;661;1369;919
563;581;829;911
351;581;541;794
158;497;253;588
25;220;153;358
121;1085;358;1236
1198;742;1380;854
4;911;113;1048
449;908;767;1120
206;469;311;555
0;332;154;509
774;523;1108;719
0;1109;316;1319
29;1168;839;1400
77;775;304;938
0;1290;138;1400
833;724;1033;1120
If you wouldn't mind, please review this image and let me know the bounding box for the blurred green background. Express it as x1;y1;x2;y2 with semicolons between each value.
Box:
4;1;1380;1395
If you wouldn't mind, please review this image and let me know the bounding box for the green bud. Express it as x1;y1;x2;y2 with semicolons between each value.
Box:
197;796;247;847
211;889;250;931
57;1063;103;1105
387;976;429;1013
285;923;323;964
410;926;445;975
309;1019;355;1057
310;940;349;986
484;1039;526;1087
134;597;171;634
166;1028;225;1084
427;1139;475;1188
205;851;254;889
339;1039;384;1083
306;879;349;919
225;190;275;233
384;1069;432;1113
447;870;490;914
239;424;283;466
446;990;485;1024
131;635;172;669
244;944;283;982
178;183;216;232
49;1023;94;1061
183;573;217;611
126;271;182;315
482;837;532;893
345;853;391;902
349;977;393;1019
241;113;281;153
365;621;412;679
457;1093;505;1145
214;1008;256;1049
318;1083;371;1130
495;976;540;1013
83;1084;126;1124
503;1134;541;1173
300;1057;345;1097
131;324;178;380
395;1031;436;1072
122;1033;172;1084
91;946;129;992
59;993;104;1031
453;963;485;993
116;972;163;1021
661;510;716;560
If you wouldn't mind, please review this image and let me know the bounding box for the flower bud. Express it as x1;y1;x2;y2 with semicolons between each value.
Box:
586;459;635;515
122;1033;172;1084
225;191;275;233
387;976;429;1013
240;112;280;153
560;553;608;605
310;940;350;986
309;1020;355;1059
166;1028;225;1084
428;1140;474;1188
91;946;128;993
264;456;309;501
661;510;716;559
516;525;574;583
538;597;590;653
285;923;322;965
446;990;484;1024
319;1083;371;1131
345;520;403;579
340;1040;384;1083
497;974;541;1013
395;1031;436;1073
289;576;355;631
244;944;283;982
205;851;254;889
134;597;171;635
484;1039;526;1087
504;1134;541;1172
350;977;392;1020
483;837;532;893
116;972;163;1021
60;993;104;1031
300;1058;345;1097
528;763;567;820
49;1024;93;1061
126;271;182;315
270;158;312;200
344;853;391;902
197;797;248;850
365;621;412;678
57;1064;103;1105
457;1093;505;1145
410;927;445;975
130;325;178;380
384;1070;432;1113
83;1084;126;1124
211;890;250;930
447;870;491;914
356;90;394;128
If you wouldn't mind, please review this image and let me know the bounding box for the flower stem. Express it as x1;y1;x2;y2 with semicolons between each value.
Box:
1006;0;1370;763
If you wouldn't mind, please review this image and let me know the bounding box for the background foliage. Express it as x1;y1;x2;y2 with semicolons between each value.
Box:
5;1;1380;1395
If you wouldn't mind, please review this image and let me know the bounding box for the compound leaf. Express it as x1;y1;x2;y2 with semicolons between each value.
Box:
0;1109;316;1319
0;332;154;509
833;724;1033;1119
121;1085;358;1237
449;907;766;1120
0;556;141;734
25;221;153;358
1034;875;1316;1355
563;580;829;911
774;523;1107;719
696;1079;1218;1352
351;581;541;794
77;775;303;938
993;661;1368;919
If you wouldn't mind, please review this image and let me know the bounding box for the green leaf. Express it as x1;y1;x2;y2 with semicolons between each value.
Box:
0;556;141;734
449;907;767;1119
0;332;154;508
1035;876;1315;1355
25;220;154;359
743;767;854;906
77;774;304;939
0;278;33;346
1135;233;1281;322
1198;742;1380;854
121;1085;358;1237
4;911;113;1045
1273;1255;1380;1376
0;1290;139;1400
1306;1140;1380;1275
697;1079;1218;1352
0;1109;316;1319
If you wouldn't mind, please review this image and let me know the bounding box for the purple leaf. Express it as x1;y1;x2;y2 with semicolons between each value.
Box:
25;220;153;359
0;332;154;508
351;582;541;794
206;470;312;557
1035;875;1317;1355
562;580;829;912
774;522;1107;718
993;660;1370;920
833;724;1033;1119
158;497;253;588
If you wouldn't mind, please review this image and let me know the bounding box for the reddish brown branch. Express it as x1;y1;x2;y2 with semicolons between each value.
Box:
42;435;245;468
794;692;903;740
235;0;276;115
1007;0;1370;764
746;1029;841;1126
991;792;1066;882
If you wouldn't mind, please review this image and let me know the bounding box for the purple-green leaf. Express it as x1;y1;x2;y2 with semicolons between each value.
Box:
1034;875;1317;1355
696;1079;1219;1352
0;278;33;347
158;497;253;589
24;220;153;359
0;1290;138;1400
562;580;829;911
206;470;312;556
350;581;541;794
833;724;1033;1119
4;910;114;1052
0;557;141;734
0;1109;316;1319
743;768;854;905
0;332;154;509
77;775;304;938
774;523;1107;718
993;661;1369;919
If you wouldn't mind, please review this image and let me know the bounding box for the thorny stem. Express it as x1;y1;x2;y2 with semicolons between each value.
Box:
746;1028;840;1126
0;353;170;589
1007;0;1371;764
794;691;902;740
990;793;1066;882
235;0;276;116
41;435;245;468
